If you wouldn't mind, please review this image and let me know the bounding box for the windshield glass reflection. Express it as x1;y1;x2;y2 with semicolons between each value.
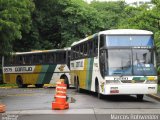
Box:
108;49;132;75
107;49;156;76
133;49;156;76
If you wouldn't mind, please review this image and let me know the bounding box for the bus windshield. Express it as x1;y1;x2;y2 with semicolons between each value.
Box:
107;49;156;76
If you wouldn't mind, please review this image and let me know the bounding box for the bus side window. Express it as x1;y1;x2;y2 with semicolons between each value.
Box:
80;44;83;58
24;55;30;65
44;54;47;64
67;51;70;68
14;56;18;65
93;36;98;56
48;53;54;64
55;52;59;64
17;55;23;65
59;52;62;63
21;56;25;65
29;55;32;65
73;47;76;60
33;54;37;64
11;55;16;65
71;48;74;60
88;41;93;57
63;52;66;63
60;51;66;63
75;47;78;59
100;34;105;48
70;50;73;60
77;46;80;59
38;54;42;64
84;43;87;57
42;54;46;64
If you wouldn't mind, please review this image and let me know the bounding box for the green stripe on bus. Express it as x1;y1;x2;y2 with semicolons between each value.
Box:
86;58;94;90
36;65;49;84
42;65;56;84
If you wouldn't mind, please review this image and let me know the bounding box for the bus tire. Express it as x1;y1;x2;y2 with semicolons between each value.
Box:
95;80;102;99
16;76;27;88
35;84;44;88
137;94;144;101
60;75;69;88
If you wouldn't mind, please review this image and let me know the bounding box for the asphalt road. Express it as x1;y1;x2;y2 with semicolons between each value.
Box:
0;88;160;120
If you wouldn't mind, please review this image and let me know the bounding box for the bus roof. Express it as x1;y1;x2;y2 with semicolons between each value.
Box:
71;29;153;46
14;47;71;55
99;29;153;35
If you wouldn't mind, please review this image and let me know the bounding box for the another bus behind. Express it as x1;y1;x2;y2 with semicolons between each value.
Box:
2;48;70;88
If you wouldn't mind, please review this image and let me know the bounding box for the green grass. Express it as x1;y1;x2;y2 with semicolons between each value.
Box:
0;83;17;87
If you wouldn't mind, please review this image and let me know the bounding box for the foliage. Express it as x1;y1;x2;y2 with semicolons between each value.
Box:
118;1;160;50
58;0;104;46
91;1;126;30
26;0;104;49
0;0;35;55
0;0;160;55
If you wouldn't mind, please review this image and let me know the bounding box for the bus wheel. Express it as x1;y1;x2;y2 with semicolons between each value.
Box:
16;76;27;88
96;82;102;99
60;75;69;88
137;94;144;101
35;84;44;88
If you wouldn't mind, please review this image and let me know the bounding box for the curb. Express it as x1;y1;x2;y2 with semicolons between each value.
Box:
147;94;160;102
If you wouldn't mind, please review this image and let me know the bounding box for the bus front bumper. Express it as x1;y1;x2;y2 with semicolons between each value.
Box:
103;84;157;95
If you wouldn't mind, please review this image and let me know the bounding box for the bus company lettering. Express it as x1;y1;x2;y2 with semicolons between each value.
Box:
15;67;32;72
3;68;12;72
3;66;33;73
114;77;128;80
76;61;83;67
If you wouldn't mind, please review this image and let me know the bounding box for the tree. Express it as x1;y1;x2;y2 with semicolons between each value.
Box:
151;0;160;51
118;2;160;51
58;0;104;46
29;0;103;49
0;0;34;56
91;1;126;30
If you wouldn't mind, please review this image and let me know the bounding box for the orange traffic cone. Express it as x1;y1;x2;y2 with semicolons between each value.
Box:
52;79;69;110
0;104;6;113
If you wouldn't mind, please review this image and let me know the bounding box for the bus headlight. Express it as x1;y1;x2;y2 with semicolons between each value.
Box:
147;77;156;81
106;80;121;84
146;77;157;84
146;80;157;84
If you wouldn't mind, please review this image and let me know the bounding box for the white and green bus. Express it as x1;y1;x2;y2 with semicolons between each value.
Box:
2;48;71;88
70;29;157;100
